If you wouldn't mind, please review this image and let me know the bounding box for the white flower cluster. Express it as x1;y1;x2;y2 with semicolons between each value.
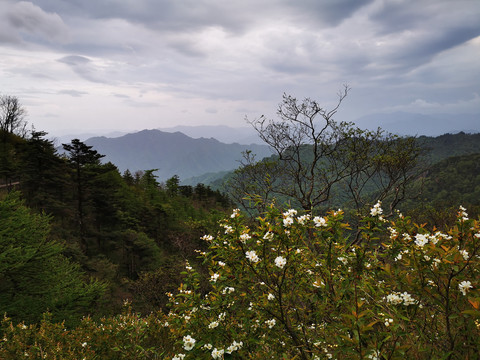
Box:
210;273;220;283
274;256;287;269
201;234;214;241
221;286;235;294
313;216;327;227
172;354;185;360
297;214;311;225
459;280;473;296
265;319;276;328
283;209;297;227
239;232;251;243
263;231;274;240
211;348;224;359
226;340;243;354
414;234;430;248
388;226;398;239
370;201;383;217
230;208;240;218
208;320;219;329
246;250;260;263
458;205;469;221
385;291;417;306
182;335;196;351
223;224;234;234
459;249;469;261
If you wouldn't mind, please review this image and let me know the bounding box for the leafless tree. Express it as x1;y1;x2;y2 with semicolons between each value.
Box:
228;86;423;216
0;95;28;137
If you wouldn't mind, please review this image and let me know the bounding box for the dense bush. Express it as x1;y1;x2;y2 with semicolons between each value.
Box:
0;304;173;359
165;203;479;359
1;203;478;359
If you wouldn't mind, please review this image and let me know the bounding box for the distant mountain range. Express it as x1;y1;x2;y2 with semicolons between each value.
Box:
158;125;263;145
57;111;479;184
84;129;272;181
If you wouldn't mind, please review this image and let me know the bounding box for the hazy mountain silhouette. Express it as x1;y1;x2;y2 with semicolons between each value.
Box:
158;125;263;145
84;129;272;181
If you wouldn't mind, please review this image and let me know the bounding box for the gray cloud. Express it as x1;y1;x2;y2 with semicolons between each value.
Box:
1;1;70;45
57;55;109;83
0;0;478;134
58;89;87;97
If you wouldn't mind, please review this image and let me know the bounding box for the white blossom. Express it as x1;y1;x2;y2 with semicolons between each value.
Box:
297;214;310;225
239;233;251;243
208;321;219;329
230;208;240;218
459;280;473;296
182;335;196;351
222;287;235;294
226;340;243;354
283;209;297;217
370;201;383;216
263;231;274;240
414;234;429;247
385;291;417;306
313;216;327;227
283;216;294;227
459;249;469;261
265;319;276;328
211;348;224;359
274;256;287;269
223;225;234;234
246;250;260;263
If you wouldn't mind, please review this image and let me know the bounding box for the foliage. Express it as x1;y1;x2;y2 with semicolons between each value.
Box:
165;204;479;359
401;153;480;227
0;132;232;316
0;193;105;325
0;304;173;359
417;132;480;165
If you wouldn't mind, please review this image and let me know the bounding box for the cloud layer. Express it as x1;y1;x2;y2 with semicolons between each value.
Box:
1;0;479;135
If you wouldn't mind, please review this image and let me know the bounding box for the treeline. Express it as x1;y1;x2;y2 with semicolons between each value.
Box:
0;130;232;324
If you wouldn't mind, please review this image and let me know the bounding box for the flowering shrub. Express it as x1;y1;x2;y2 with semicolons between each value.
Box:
0;303;173;359
166;204;480;359
1;204;478;359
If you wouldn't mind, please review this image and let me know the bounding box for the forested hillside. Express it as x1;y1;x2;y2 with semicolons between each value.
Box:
1;130;232;322
1;124;479;359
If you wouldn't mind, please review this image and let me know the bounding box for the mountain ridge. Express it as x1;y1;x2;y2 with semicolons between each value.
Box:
84;129;272;181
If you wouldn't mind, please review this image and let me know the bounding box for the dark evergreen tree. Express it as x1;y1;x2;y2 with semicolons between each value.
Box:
62;139;105;252
0;193;105;325
20;131;71;217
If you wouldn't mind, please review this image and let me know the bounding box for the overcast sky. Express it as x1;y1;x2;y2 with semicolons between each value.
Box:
1;0;479;136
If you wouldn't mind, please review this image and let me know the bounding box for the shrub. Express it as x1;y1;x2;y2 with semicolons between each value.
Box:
165;203;479;359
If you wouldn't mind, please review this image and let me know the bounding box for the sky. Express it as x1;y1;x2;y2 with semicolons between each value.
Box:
1;0;479;137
